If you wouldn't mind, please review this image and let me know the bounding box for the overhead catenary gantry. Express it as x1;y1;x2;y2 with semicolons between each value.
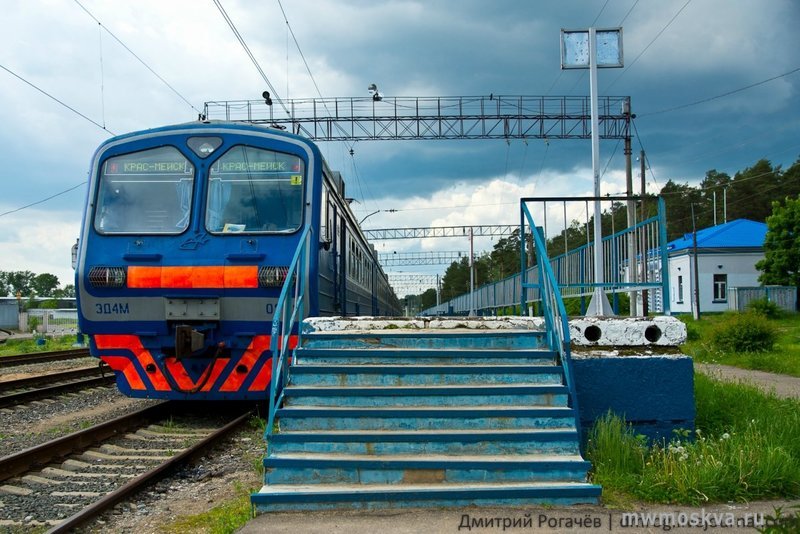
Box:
203;95;631;141
387;274;441;296
378;251;467;267
365;225;517;241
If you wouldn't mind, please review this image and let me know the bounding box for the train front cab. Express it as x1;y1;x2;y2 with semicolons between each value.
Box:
76;124;321;400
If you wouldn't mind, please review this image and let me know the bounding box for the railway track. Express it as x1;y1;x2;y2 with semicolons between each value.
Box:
0;402;253;531
0;348;92;368
0;366;114;408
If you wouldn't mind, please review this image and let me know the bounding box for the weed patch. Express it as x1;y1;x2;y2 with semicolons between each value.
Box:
588;374;800;504
162;483;254;534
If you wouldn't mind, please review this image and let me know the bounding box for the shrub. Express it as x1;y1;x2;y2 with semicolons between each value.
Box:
747;297;784;319
711;312;776;353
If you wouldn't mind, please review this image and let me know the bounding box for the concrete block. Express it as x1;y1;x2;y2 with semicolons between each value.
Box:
573;352;695;441
569;316;686;346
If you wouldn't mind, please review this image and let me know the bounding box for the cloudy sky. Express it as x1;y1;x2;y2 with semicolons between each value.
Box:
1;0;798;295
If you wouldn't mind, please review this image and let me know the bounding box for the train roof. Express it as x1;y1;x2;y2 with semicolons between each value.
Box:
95;120;314;150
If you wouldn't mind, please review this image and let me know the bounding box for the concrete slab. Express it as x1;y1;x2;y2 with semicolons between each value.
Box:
303;316;687;346
240;500;800;534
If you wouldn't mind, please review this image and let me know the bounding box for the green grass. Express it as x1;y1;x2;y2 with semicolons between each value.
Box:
162;483;255;534
0;335;81;356
588;373;800;504
680;313;800;377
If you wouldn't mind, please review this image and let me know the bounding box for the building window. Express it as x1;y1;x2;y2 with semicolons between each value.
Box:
713;274;727;302
677;275;684;303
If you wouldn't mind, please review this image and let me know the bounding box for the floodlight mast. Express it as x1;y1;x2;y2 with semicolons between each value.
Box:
560;27;623;316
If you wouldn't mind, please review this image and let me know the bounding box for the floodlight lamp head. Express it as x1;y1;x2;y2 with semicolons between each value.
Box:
368;83;382;101
262;91;273;106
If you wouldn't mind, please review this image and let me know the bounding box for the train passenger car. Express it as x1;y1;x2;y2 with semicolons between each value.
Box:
75;121;401;400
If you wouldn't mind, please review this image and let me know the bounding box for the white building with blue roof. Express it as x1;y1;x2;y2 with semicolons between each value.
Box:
666;219;767;314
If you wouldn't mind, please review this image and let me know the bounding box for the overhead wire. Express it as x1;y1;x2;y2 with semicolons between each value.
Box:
0;62;113;134
213;0;290;117
0;182;87;218
604;0;693;91
618;0;640;25
97;22;106;129
639;66;800;118
73;0;201;115
275;0;375;208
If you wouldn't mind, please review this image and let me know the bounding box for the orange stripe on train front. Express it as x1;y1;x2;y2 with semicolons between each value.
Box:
248;335;298;392
127;266;258;288
94;334;171;391
126;266;162;288
100;355;146;390
164;357;231;391
219;335;271;392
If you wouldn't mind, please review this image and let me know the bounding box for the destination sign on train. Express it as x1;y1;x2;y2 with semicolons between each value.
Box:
104;160;191;175
212;160;303;174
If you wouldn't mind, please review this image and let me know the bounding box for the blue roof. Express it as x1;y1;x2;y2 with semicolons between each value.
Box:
667;219;767;253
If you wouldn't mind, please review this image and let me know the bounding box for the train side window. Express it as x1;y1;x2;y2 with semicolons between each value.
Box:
320;187;329;242
206;145;305;234
94;146;194;234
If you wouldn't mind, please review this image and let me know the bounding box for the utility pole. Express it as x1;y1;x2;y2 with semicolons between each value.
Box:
469;228;475;316
723;186;728;223
640;150;648;315
624;100;637;316
691;204;701;320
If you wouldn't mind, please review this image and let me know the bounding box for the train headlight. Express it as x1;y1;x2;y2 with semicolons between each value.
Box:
88;267;127;288
258;266;291;288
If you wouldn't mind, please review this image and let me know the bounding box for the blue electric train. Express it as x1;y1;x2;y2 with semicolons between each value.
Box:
75;120;401;400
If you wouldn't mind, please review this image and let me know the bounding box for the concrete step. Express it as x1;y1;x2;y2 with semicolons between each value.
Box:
276;406;578;431
288;364;563;387
252;481;601;512
294;347;557;365
264;453;591;485
269;428;581;456
300;330;547;350
282;384;568;407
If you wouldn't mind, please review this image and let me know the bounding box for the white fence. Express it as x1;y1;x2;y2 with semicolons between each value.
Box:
22;309;79;334
728;286;797;313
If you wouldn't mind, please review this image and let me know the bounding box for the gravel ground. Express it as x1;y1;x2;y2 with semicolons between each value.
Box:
78;425;265;534
0;385;159;456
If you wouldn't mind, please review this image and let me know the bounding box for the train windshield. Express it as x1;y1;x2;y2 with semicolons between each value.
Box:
206;145;305;233
94;146;195;234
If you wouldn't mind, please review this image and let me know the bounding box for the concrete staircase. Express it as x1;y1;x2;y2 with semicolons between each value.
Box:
251;326;600;511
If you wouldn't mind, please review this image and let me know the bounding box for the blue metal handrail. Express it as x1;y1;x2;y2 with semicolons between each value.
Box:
520;203;581;436
420;196;670;316
266;226;313;439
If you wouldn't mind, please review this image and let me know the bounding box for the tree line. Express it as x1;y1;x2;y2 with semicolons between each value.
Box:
403;156;800;311
0;271;75;299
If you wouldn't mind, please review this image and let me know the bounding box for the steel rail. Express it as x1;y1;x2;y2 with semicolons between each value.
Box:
0;402;174;483
0;365;107;391
0;375;115;408
0;348;91;368
47;410;253;533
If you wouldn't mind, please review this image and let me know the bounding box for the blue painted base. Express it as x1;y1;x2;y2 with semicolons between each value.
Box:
572;354;695;442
